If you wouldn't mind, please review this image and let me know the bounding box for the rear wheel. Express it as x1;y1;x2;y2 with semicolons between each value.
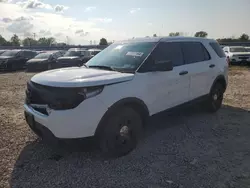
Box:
206;82;224;112
98;107;143;158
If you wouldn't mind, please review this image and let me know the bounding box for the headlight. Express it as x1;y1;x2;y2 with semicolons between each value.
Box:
48;86;104;110
2;59;8;64
78;87;103;99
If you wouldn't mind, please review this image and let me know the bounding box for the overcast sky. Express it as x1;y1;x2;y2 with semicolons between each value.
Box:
0;0;250;44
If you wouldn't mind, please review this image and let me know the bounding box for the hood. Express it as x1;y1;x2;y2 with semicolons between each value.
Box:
31;67;134;87
0;56;14;59
231;52;250;56
57;56;79;60
27;59;47;63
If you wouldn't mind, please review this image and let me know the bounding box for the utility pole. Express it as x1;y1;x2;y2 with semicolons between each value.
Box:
33;33;36;40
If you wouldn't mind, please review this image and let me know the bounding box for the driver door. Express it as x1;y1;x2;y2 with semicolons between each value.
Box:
140;42;190;114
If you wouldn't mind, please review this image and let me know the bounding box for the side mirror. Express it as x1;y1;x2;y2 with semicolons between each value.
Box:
151;60;173;72
224;51;228;53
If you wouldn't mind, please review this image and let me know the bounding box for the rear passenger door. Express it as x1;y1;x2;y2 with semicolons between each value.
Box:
180;42;212;100
142;42;190;114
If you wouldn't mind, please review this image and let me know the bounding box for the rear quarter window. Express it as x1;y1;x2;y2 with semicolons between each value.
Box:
209;42;226;58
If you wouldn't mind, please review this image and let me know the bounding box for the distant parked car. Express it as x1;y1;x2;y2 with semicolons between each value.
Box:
88;48;102;58
0;50;37;71
26;51;64;72
223;46;250;65
245;47;250;52
0;50;6;55
58;50;67;56
54;48;92;68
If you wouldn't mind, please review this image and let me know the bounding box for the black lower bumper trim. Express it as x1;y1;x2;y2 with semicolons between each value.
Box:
24;111;57;142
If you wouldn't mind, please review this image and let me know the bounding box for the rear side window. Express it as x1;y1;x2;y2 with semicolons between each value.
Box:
152;42;184;67
210;42;226;58
181;42;211;64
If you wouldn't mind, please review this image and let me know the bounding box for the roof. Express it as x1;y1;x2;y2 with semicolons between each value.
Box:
115;36;216;44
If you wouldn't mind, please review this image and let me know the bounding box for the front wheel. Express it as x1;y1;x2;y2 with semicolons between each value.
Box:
206;82;224;112
98;107;143;158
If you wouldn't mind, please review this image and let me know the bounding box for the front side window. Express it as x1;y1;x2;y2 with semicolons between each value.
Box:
86;42;157;72
181;42;210;64
53;52;62;58
138;42;184;72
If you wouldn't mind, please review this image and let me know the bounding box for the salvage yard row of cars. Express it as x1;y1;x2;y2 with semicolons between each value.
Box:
0;48;102;72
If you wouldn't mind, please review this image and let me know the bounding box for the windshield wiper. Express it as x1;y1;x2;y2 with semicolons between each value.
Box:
88;65;116;71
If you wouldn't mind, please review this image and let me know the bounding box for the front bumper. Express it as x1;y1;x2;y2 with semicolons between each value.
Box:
229;57;250;63
0;63;8;70
24;111;56;141
26;63;48;72
24;96;108;139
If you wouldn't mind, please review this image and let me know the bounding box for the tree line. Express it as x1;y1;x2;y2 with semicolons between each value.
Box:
0;32;249;47
0;34;109;46
152;31;250;42
0;34;57;46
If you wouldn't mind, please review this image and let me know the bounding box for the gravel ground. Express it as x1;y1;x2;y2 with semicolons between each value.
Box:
1;67;250;188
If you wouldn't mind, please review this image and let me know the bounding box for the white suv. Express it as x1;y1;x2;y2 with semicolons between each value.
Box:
24;37;228;157
223;46;250;64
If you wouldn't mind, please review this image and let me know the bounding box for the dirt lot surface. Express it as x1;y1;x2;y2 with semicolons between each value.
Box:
1;67;250;188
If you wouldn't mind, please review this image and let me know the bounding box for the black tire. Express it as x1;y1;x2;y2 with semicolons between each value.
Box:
98;107;142;158
206;82;224;112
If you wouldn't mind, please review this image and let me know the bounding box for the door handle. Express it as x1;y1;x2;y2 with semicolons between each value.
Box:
209;64;215;68
179;71;188;75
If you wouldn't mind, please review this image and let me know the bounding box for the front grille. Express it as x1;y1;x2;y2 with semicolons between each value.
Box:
26;82;46;105
236;55;250;57
25;81;86;111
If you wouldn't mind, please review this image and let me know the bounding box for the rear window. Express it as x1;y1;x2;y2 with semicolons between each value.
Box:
181;42;210;64
210;42;226;58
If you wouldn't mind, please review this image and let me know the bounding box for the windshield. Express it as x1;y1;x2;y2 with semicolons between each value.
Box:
230;47;247;52
86;42;157;72
33;53;51;59
64;51;83;57
0;50;19;57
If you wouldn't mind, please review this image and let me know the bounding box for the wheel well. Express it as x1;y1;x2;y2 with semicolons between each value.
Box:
123;102;149;124
94;98;149;137
213;76;227;93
